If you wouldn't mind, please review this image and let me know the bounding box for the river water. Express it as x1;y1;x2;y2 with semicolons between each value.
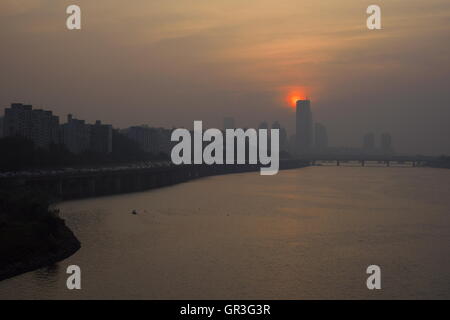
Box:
1;166;450;299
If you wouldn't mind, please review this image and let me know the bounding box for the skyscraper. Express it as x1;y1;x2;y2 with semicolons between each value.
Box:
296;100;313;154
315;123;328;151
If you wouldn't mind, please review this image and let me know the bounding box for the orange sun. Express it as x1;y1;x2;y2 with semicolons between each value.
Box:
289;95;303;107
286;88;309;108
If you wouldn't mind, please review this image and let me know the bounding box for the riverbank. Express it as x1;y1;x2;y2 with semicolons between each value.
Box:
0;161;307;281
0;189;81;281
0;160;309;201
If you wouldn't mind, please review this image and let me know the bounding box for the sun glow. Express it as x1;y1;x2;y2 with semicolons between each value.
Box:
285;87;309;108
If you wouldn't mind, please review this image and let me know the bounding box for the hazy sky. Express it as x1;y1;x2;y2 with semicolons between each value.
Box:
1;0;449;154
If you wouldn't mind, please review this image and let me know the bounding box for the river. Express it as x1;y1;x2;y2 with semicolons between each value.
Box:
1;165;450;299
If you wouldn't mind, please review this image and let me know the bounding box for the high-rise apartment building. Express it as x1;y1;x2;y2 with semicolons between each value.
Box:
61;114;91;154
125;125;174;156
90;120;113;154
3;103;59;148
61;115;113;154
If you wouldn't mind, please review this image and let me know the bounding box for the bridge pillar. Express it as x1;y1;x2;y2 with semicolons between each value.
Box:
386;161;390;167
412;161;416;167
337;160;340;166
361;160;365;167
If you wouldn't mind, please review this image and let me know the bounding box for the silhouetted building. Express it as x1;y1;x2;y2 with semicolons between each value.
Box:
272;121;288;151
363;132;376;151
258;121;269;130
156;128;174;156
61;115;113;154
315;123;328;151
125;126;151;152
296;100;313;154
3;103;32;139
31;109;60;148
381;133;393;154
61;114;91;154
3;103;59;148
0;116;3;138
223;117;235;130
90;120;112;154
125;125;174;155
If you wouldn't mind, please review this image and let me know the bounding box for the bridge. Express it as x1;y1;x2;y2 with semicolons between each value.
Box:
296;154;436;167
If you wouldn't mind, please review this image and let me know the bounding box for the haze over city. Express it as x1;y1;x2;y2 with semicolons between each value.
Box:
2;0;450;304
1;0;449;155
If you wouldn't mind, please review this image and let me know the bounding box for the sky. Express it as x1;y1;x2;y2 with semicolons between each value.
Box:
1;0;449;155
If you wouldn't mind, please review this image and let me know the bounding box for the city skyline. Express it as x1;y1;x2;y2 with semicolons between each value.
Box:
1;1;449;155
2;101;400;157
